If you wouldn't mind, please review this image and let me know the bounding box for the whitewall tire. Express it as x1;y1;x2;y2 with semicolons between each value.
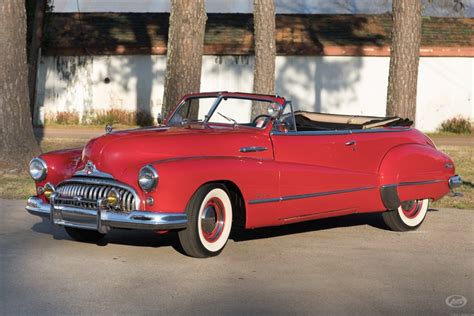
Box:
178;184;233;258
382;199;429;231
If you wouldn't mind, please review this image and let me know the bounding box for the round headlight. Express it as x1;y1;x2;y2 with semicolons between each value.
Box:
138;165;158;192
29;158;47;181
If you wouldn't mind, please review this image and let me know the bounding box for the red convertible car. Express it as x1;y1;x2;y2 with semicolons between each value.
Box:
26;92;461;257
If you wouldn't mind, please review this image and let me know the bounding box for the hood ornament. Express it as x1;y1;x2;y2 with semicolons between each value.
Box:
74;160;114;179
105;124;113;134
84;161;96;175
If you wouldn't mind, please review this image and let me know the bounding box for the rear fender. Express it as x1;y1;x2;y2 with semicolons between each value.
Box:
378;144;454;209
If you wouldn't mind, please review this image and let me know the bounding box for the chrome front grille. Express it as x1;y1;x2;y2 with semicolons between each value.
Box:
55;178;137;213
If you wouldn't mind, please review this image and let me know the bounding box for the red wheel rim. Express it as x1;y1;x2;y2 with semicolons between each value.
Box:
400;200;423;219
200;197;226;243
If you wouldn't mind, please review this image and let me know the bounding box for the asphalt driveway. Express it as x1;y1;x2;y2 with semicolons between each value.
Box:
1;198;473;315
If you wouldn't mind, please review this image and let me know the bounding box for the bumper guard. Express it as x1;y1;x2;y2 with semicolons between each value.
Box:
448;175;462;189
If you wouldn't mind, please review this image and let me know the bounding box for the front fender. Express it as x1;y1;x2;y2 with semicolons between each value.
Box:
141;156;280;228
36;148;83;187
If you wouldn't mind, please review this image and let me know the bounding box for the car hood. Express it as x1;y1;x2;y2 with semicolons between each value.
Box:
79;124;272;178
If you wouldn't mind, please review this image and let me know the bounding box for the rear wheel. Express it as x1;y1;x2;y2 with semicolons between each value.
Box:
382;199;429;231
178;184;233;258
64;227;106;243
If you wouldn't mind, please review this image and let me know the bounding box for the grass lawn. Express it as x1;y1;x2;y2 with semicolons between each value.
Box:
0;138;87;200
431;144;473;209
0;133;472;209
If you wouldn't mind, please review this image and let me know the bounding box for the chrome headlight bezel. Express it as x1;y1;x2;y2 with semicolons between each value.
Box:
138;165;159;192
29;158;48;181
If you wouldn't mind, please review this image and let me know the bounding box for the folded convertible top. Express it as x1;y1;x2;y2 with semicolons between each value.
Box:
294;111;413;131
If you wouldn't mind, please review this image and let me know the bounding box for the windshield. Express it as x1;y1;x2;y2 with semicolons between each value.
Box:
167;96;278;128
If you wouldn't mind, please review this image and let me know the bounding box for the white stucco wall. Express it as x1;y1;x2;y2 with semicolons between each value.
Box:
35;55;473;132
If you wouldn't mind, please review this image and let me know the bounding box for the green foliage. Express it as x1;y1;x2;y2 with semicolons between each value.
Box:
439;116;472;134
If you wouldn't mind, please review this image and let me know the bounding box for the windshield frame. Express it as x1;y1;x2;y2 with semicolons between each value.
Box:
166;94;286;129
204;96;223;123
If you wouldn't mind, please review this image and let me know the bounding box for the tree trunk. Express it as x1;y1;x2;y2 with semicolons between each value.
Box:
252;0;276;117
0;0;41;169
386;0;422;123
162;0;207;119
28;0;47;118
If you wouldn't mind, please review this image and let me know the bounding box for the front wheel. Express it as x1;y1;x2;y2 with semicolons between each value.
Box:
178;184;233;258
382;198;429;231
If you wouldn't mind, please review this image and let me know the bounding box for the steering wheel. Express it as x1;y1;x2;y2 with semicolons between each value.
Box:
252;114;272;125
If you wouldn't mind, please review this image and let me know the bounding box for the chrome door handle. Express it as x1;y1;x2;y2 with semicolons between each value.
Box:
240;146;268;153
345;140;356;146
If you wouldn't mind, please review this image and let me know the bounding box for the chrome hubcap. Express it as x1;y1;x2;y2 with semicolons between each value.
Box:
401;200;422;219
200;198;225;242
201;205;217;234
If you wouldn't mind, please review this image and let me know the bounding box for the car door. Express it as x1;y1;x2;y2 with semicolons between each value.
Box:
270;130;377;222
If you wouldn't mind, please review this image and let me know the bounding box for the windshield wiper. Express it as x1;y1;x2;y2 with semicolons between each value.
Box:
217;112;238;126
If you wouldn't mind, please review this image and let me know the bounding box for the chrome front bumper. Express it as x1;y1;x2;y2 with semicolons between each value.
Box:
26;196;188;233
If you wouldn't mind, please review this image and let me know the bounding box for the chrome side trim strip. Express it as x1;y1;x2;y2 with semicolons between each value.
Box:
271;127;411;136
380;179;446;189
379;179;448;209
240;146;268;153
248;197;281;204
398;179;445;187
249;186;375;205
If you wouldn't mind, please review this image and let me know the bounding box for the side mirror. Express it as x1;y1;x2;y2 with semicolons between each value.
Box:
267;103;283;118
157;113;163;125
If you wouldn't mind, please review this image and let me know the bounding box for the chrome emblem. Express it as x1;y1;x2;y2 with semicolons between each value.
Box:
84;161;96;175
74;160;114;179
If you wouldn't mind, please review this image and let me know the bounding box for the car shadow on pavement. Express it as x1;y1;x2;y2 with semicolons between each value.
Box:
31;218;185;253
31;209;437;250
231;212;389;242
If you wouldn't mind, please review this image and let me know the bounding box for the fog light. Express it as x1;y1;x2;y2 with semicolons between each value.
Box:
43;183;55;200
106;189;120;208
